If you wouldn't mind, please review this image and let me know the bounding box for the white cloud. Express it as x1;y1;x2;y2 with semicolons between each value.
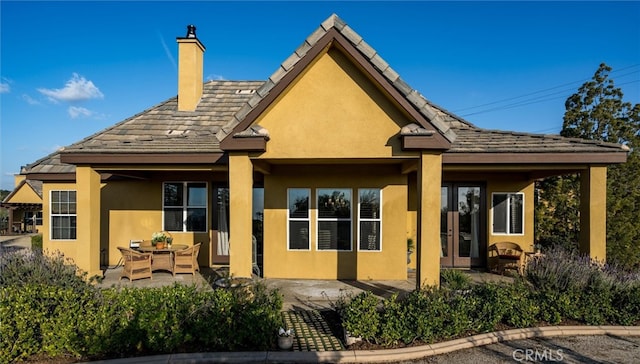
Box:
68;106;93;119
0;82;9;93
38;73;104;102
206;74;226;81
22;94;40;105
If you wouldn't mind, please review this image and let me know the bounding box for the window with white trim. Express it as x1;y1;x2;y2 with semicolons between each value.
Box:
288;188;310;250
358;189;381;251
50;190;76;240
163;182;207;232
492;192;524;235
317;189;352;250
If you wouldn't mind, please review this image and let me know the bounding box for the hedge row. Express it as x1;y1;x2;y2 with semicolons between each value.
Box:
338;249;640;346
0;283;283;362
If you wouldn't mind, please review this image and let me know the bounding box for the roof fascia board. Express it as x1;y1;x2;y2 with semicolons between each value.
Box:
443;152;628;164
220;136;267;152
60;153;225;165
24;173;78;182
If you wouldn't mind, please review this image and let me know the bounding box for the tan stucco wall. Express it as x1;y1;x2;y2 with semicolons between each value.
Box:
262;164;407;280
103;180;211;267
256;48;413;159
580;166;607;260
42;182;79;264
6;182;41;204
486;177;535;253
14;174;26;188
177;38;204;112
43;179;212;273
228;153;254;278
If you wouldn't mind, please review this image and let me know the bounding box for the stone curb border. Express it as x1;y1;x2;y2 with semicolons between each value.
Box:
85;325;640;363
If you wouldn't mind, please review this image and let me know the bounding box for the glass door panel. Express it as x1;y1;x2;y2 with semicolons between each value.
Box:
441;184;485;268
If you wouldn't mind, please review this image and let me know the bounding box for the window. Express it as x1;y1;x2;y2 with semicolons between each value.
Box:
492;193;524;235
358;189;381;251
163;182;207;232
317;189;351;250
288;189;310;250
50;190;76;240
25;211;43;226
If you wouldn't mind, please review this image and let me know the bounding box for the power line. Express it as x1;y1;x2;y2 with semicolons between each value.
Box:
456;71;640;118
452;64;640;115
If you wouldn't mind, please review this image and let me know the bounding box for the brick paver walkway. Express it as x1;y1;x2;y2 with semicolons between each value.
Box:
282;310;344;351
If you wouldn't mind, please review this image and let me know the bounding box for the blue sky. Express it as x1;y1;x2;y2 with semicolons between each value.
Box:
1;1;639;190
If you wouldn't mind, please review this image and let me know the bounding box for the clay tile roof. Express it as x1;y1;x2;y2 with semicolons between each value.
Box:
450;128;627;153
23;150;75;175
62;81;264;154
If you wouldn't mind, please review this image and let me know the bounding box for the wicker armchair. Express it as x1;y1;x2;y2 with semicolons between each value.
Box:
118;247;152;281
173;243;201;276
488;242;523;275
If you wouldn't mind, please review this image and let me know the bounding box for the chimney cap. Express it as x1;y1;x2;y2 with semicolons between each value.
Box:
186;25;197;38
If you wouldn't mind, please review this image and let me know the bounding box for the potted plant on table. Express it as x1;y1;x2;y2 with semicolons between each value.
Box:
277;327;294;350
151;231;170;249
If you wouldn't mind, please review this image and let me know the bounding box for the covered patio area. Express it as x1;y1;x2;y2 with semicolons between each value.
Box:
95;266;512;309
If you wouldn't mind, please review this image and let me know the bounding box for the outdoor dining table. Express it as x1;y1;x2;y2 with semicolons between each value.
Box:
138;244;188;274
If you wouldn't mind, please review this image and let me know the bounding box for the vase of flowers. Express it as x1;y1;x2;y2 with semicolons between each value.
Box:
277;328;294;350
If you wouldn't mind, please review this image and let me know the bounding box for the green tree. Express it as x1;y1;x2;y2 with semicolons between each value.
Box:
537;63;640;268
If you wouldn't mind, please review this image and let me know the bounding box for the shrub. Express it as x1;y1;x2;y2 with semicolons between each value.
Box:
469;282;512;332
31;234;43;250
0;250;89;290
523;245;626;324
440;269;472;291
336;291;380;342
0;279;283;362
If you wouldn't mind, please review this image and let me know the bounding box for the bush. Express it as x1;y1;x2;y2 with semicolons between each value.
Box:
31;234;43;250
0;250;89;290
440;269;472;291
336;291;380;342
0;275;283;362
523;246;624;324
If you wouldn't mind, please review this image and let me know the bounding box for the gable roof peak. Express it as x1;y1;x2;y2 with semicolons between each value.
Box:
219;14;468;145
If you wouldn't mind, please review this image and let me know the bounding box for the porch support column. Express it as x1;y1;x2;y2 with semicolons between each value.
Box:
417;151;442;288
8;206;15;233
76;166;102;279
579;166;607;261
228;152;253;278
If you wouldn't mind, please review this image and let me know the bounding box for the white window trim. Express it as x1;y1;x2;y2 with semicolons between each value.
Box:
316;188;353;251
357;188;382;252
49;190;77;241
287;188;311;251
162;181;208;233
491;192;525;236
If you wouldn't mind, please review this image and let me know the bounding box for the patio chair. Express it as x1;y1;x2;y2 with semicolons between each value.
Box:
117;246;153;281
173;242;201;276
488;242;523;275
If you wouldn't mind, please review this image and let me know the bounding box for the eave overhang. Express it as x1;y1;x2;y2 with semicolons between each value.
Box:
442;152;628;164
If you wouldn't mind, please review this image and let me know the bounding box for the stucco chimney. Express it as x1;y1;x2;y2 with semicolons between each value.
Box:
176;25;206;111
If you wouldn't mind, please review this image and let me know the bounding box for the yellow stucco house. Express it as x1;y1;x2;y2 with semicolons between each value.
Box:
14;15;627;287
1;175;43;234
